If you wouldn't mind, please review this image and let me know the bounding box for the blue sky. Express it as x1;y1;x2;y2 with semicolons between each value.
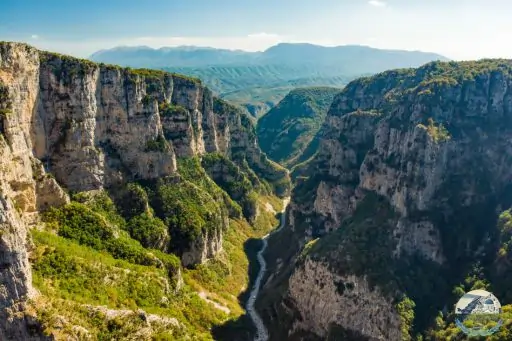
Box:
1;0;511;60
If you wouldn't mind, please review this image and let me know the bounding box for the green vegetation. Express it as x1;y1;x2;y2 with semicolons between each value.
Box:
212;98;291;197
126;213;169;251
154;178;226;255
43;202;166;267
159;102;188;117
114;182;149;219
185;206;280;316
145;134;170;152
201;153;259;221
176;156;242;218
30;230;220;340
428;305;512;340
417;118;451;143
257;87;340;167
31;174;284;340
397;296;416;341
0;82;12;118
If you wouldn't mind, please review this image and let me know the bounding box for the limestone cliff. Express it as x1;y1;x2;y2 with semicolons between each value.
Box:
259;60;512;340
0;41;289;339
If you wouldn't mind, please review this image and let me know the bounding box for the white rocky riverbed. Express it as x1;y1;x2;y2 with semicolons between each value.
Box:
246;198;290;341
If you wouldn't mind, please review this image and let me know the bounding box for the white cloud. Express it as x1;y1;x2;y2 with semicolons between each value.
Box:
31;35;39;40
368;0;386;7
247;32;281;39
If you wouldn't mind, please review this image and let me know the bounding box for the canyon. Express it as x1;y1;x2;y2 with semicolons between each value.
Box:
2;39;512;341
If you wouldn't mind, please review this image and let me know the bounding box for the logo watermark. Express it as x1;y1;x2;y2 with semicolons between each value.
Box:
455;289;503;336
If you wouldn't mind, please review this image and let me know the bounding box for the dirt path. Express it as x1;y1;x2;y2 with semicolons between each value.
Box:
198;291;231;314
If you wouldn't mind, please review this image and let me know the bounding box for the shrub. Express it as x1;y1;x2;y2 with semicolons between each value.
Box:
117;183;149;219
43;202;158;267
127;213;170;251
44;202;114;250
159;102;188;117
145;135;169;152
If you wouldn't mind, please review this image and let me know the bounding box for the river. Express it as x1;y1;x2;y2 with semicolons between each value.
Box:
246;197;290;341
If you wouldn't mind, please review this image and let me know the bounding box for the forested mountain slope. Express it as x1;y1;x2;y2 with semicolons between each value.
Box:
257;87;340;168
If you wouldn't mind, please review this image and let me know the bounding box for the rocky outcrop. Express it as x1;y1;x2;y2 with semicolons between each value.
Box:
181;214;225;267
259;60;512;340
287;259;401;341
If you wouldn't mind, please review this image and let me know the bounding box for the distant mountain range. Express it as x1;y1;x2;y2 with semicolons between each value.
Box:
90;43;449;117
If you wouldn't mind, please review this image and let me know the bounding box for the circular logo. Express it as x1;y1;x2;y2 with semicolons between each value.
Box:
455;289;503;336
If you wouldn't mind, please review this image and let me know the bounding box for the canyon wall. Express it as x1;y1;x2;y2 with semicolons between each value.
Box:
0;42;289;338
259;60;512;340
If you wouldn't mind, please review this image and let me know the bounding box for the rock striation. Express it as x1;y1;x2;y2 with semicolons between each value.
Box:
259;60;512;340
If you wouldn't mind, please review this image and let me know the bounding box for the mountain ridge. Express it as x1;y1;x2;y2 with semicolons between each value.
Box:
90;42;449;68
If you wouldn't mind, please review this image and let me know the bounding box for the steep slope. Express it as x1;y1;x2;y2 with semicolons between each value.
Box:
91;43;448;118
0;42;289;340
257;87;340;168
257;60;512;340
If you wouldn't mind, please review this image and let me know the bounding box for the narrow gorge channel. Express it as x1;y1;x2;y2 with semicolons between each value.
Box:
246;197;290;341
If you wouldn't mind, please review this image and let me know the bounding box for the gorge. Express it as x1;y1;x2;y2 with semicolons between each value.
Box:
2;39;512;341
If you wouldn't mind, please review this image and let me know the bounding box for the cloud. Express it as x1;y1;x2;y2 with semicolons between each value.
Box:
31;34;39;40
368;0;386;7
247;32;281;39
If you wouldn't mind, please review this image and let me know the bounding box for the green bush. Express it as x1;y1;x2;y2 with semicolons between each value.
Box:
159;102;188;117
155;180;223;254
127;213;169;251
44;202;156;267
44;202;114;250
116;183;150;219
145;135;169;152
72;190;126;228
201;153;257;220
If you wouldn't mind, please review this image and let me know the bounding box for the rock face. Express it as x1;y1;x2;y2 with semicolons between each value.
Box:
0;42;289;338
259;60;512;340
287;259;401;341
0;43;69;340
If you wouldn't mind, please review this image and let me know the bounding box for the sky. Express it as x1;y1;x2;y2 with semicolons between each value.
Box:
1;0;511;60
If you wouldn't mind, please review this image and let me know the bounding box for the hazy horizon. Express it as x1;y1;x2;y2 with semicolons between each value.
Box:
2;0;511;61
